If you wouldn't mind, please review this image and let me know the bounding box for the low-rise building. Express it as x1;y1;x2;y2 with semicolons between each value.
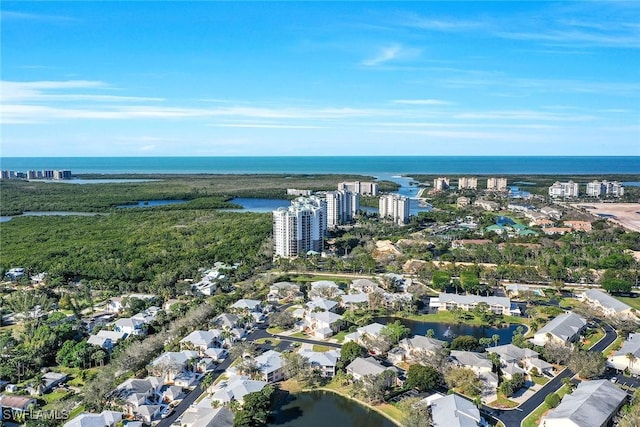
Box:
299;349;341;378
267;282;302;303
306;297;338;313
346;357;398;385
63;411;122;427
474;200;499;211
430;293;519;316
254;350;285;383
344;323;386;346
540;379;626;427
580;289;634;318
564;221;592;232
211;376;267;404
449;351;493;376
530;312;587;347
180;330;223;353
607;333;640;375
430;394;482;427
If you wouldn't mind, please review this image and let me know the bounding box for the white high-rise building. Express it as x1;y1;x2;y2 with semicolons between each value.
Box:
326;190;360;227
587;180;624;197
486;177;508;191
433;177;450;192
338;181;378;196
548;181;579;198
458;177;478;190
273;196;327;258
379;194;410;225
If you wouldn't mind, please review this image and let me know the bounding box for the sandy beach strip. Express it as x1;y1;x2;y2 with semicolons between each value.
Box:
572;203;640;232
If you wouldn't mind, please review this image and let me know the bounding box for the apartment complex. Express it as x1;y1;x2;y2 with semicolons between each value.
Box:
273;196;327;258
586;180;624;197
458;177;478;190
379;194;410;225
486;177;508;191
548;181;579;198
433;177;450;192
325;190;360;227
1;169;72;180
338;181;378;196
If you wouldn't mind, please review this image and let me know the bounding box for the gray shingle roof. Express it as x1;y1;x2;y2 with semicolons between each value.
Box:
431;394;481;427
584;289;632;313
438;293;511;308
615;333;640;358
535;312;587;342
346;357;388;377
544;380;626;427
450;351;492;370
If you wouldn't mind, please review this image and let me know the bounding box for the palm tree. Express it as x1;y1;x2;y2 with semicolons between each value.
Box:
91;349;107;367
492;334;500;347
627;353;637;373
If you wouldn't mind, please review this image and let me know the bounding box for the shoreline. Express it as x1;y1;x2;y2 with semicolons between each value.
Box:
277;381;403;426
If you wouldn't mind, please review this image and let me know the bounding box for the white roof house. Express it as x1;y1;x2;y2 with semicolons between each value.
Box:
350;278;382;293
180;330;221;351
63;411;122;427
213;313;240;329
430;293;518;316
211;376;267;404
431;394;481;427
306;297;338;312
608;333;640;374
268;282;302;302
340;292;369;307
254;350;285;383
530;312;587;346
344;323;386;345
541;380;626;427
449;351;493;374
580;289;634;317
113;317;146;335
299;349;341;377
346;357;397;383
309;280;344;298
305;311;343;339
230;299;262;312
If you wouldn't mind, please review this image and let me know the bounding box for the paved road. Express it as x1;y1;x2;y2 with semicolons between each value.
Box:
272;334;342;349
488;321;617;427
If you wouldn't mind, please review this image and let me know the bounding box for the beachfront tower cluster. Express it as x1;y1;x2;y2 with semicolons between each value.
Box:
487;177;508;191
586;180;625;197
326;190;360;227
379;194;410;225
338;181;378;196
458;177;478;190
548;181;580;198
273;196;327;258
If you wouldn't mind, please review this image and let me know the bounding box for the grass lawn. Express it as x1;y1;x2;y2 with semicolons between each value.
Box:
332;330;349;343
67;404;85;420
614;295;640;311
584;328;605;349
531;375;550;386
489;394;519;409
522;384;571;427
312;344;334;352
402;311;528;328
604;337;624;357
291;331;307;338
266;326;286;334
290;274;363;283
40;390;71;405
377;403;405;423
254;337;281;347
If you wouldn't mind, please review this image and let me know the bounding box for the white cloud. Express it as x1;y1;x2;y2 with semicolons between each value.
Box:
392;99;454;106
361;44;420;66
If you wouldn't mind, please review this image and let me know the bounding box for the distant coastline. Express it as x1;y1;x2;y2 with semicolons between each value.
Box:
1;156;639;175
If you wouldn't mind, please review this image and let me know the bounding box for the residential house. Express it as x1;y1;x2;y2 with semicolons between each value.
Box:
306;297;338;313
607;333;640;375
254;350;285;383
350;278;382;294
344;323;386;347
540;380;626;427
346;357;399;385
449;351;493;376
309;280;344;299
304;311;343;339
0;395;37;415
543;227;572;235
180;406;234;427
211;376;267;405
299;349;341;378
396;335;445;362
113;317;146;336
267;282;303;303
430;394;482;427
580;289;634;318
149;350;198;382
540;207;562;219
340;292;369;309
451;239;492;249
111;378;161;412
63;411;122;427
213;313;240;330
133;404;161;423
87;330;127;351
204;347;228;362
430;293;520;316
162;385;184;403
564;221;592;232
489;344;553;377
180;330;222;354
230;299;263;313
40;372;68;394
474;200;499;211
530;312;587;347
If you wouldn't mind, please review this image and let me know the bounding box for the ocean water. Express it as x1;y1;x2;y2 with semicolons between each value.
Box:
1;156;638;175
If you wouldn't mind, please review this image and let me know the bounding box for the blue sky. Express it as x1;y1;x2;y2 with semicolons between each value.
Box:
1;1;639;156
